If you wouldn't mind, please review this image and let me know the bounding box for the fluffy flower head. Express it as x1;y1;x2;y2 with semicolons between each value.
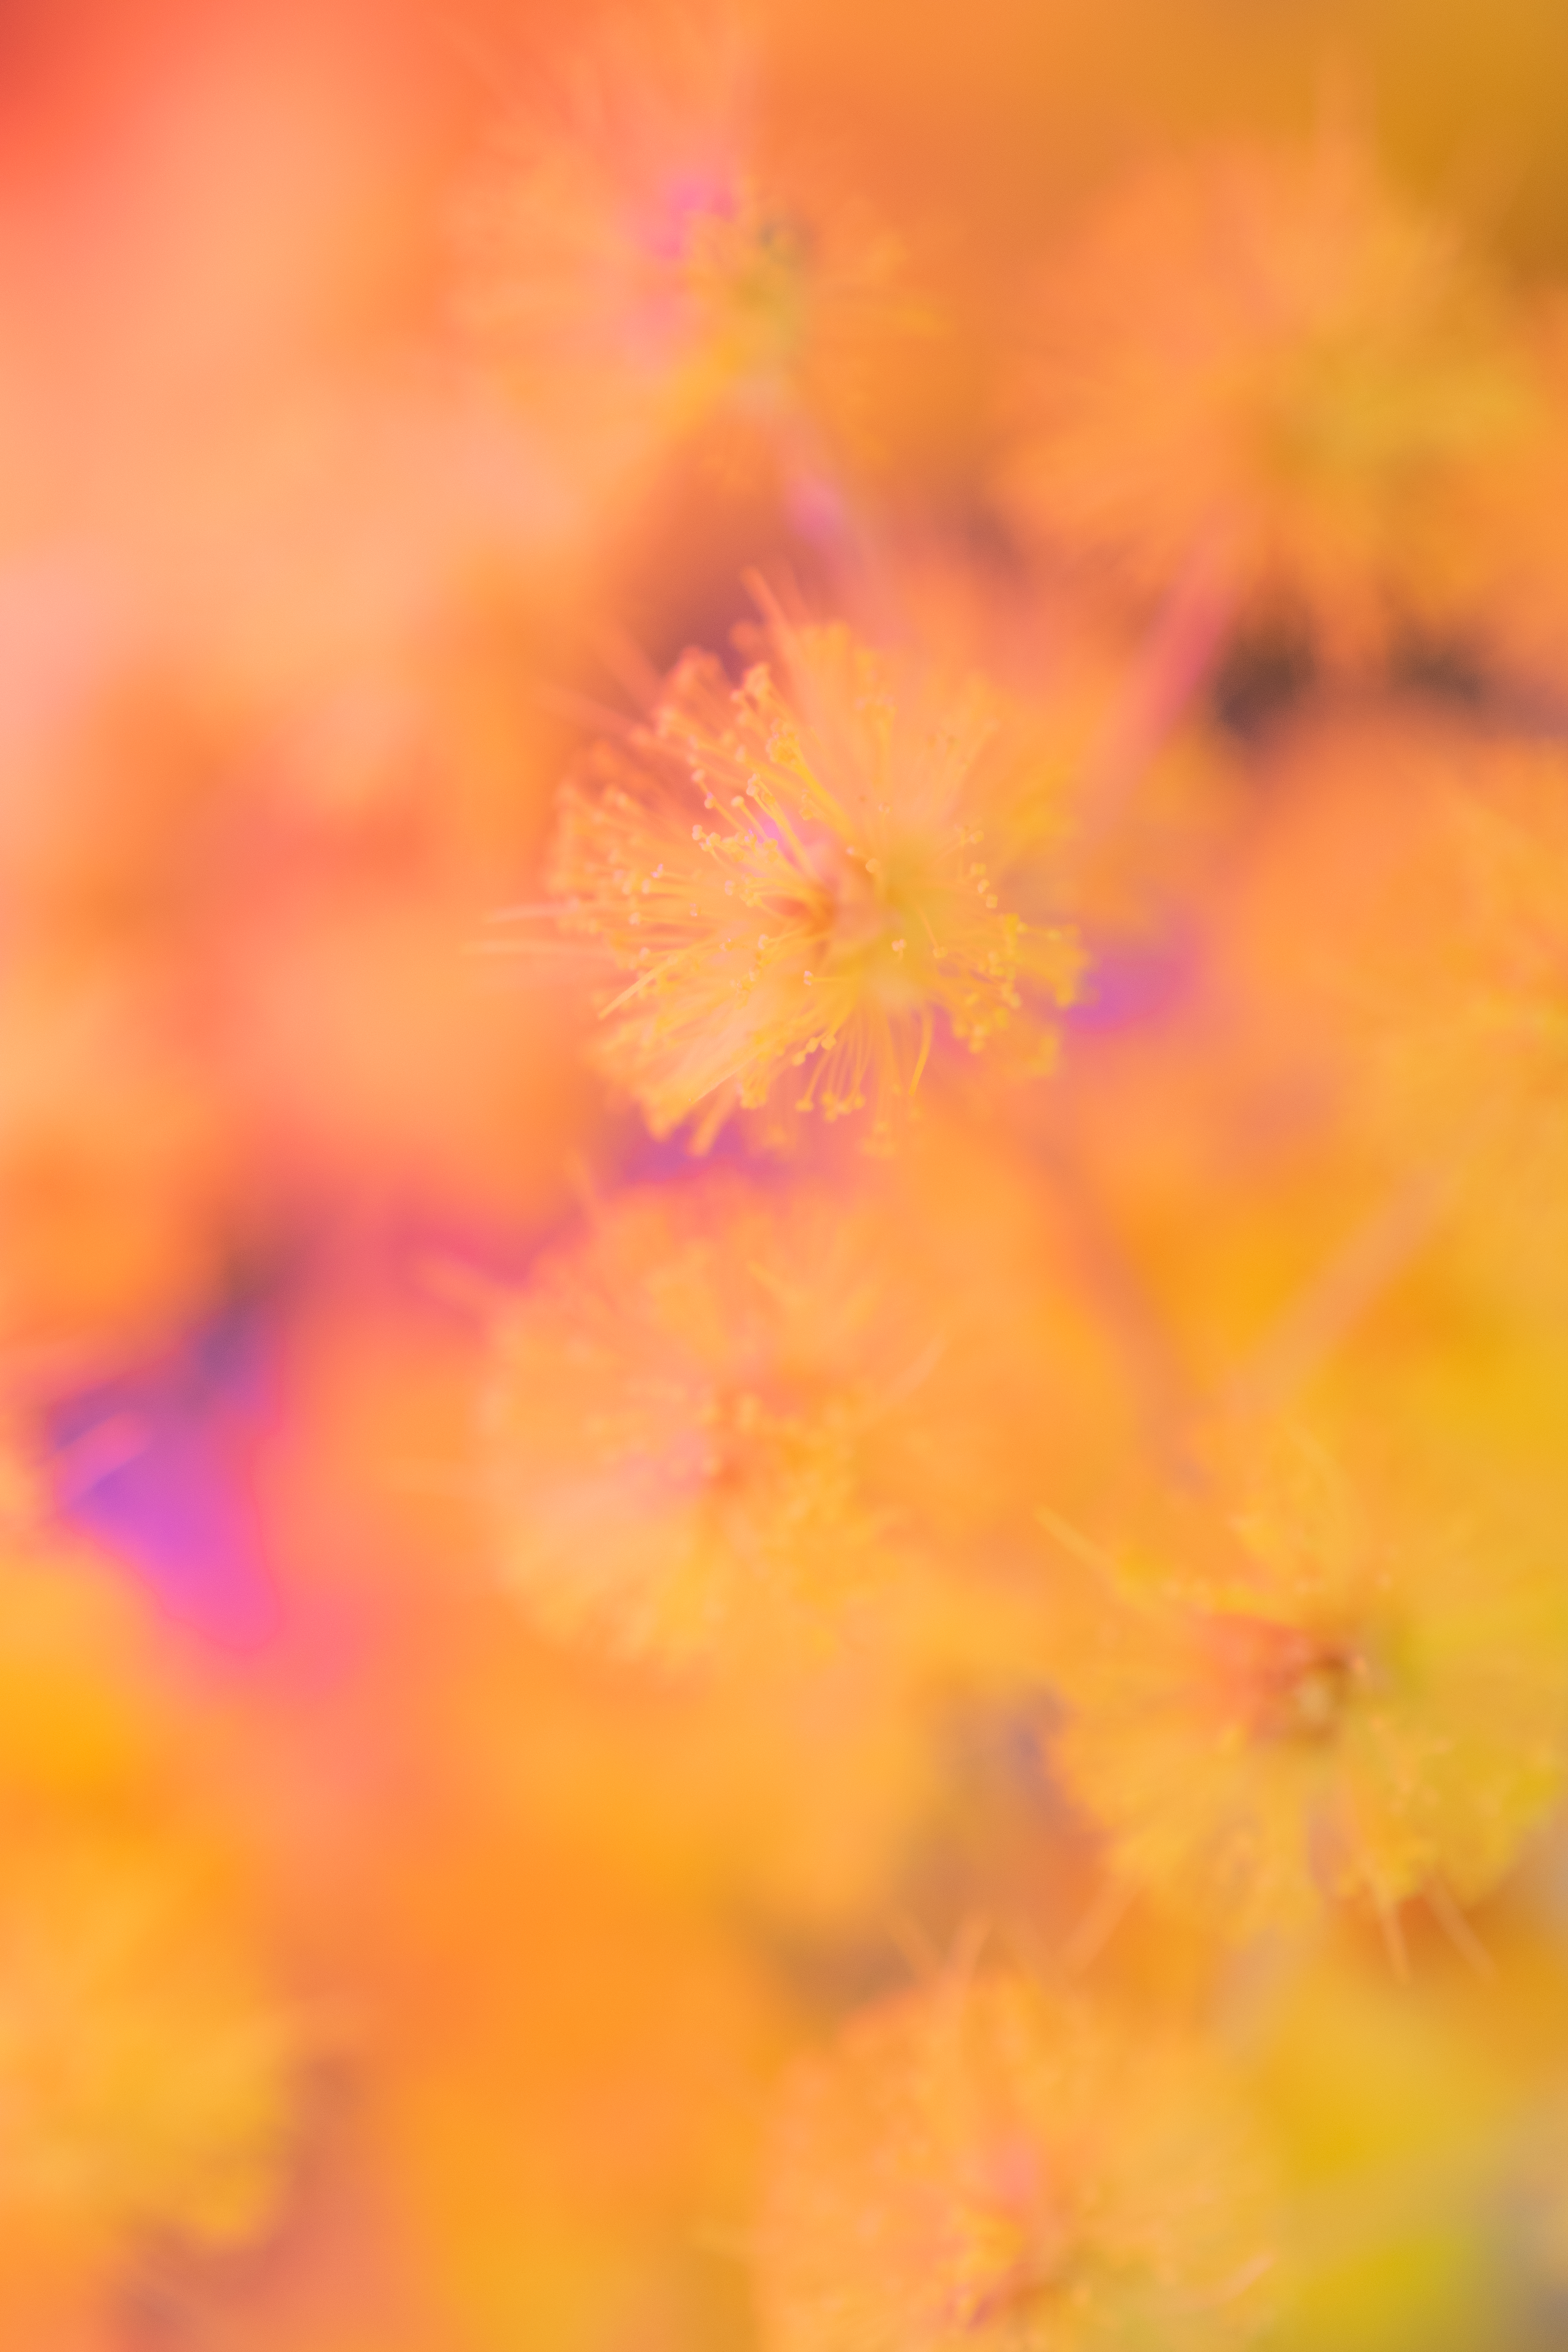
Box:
0;1822;294;2285
548;601;1083;1145
757;1966;1276;2352
456;9;913;490
1005;134;1532;659
1046;1429;1568;1932
480;1176;945;1664
0;1434;296;2300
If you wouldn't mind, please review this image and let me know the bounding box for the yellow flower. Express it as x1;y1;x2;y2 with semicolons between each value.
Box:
757;1966;1276;2351
0;1820;293;2280
0;1436;297;2297
1004;134;1533;662
547;601;1083;1146
454;7;923;497
480;1176;948;1665
1046;1430;1568;1934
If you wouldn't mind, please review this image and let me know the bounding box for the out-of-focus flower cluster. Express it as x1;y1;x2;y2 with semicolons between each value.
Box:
11;1;1568;2346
